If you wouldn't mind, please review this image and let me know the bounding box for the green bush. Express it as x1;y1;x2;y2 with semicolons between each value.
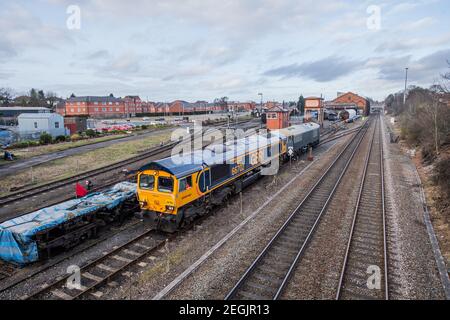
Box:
39;132;53;145
85;129;97;138
55;135;66;143
141;125;148;130
11;141;32;149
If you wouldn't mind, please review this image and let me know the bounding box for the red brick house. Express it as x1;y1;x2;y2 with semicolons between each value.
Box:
331;92;368;115
123;95;142;116
64;95;126;118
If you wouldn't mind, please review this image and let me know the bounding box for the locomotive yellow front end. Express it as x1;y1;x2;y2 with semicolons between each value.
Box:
136;156;205;232
137;170;178;216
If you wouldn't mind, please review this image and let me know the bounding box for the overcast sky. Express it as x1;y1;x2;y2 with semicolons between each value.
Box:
1;0;449;102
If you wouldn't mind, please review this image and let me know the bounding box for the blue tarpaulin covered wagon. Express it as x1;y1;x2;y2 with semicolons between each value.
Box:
0;182;136;265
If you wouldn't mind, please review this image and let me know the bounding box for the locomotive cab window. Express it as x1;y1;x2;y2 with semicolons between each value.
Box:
158;176;173;193
179;176;192;192
139;174;154;190
199;170;211;193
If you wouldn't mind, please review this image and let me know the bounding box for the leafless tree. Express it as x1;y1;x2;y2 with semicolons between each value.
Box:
0;88;14;106
46;91;60;110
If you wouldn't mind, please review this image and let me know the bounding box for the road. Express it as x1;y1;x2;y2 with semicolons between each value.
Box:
0;127;176;178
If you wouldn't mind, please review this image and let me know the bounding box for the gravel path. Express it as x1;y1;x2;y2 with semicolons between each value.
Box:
381;115;446;299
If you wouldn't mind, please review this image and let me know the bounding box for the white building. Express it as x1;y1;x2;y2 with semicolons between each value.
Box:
18;113;66;138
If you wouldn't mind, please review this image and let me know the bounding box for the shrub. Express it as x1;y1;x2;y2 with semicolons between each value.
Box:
141;125;148;130
11;141;33;149
29;141;40;147
70;133;82;141
55;135;66;143
39;132;53;145
85;129;97;138
432;156;450;198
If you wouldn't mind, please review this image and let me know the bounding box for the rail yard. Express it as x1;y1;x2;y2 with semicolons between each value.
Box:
1;2;449;316
0;112;448;304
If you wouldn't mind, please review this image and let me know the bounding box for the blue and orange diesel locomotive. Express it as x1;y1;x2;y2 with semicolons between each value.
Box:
136;123;320;232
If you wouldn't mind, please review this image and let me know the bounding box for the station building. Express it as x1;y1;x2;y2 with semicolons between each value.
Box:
304;96;324;123
266;106;290;130
328;92;369;115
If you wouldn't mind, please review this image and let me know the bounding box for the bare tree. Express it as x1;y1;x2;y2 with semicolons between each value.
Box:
0;88;14;106
46;91;60;110
439;60;450;93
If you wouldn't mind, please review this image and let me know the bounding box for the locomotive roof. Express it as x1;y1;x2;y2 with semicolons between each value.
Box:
278;123;319;136
139;131;291;178
139;152;206;178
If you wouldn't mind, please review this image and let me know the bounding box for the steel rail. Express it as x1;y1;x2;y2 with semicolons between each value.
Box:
0;142;176;207
24;211;212;300
24;228;164;300
0;119;255;207
335;116;388;300
225;118;372;300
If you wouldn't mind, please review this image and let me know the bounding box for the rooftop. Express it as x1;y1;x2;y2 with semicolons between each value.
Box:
17;113;61;119
0;106;50;111
67;96;122;103
267;106;289;112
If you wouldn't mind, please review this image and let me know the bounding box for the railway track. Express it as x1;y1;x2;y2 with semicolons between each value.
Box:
23;228;168;300
0;142;176;208
336;116;389;300
225;118;372;300
23;210;215;300
0;119;256;210
0;120;260;223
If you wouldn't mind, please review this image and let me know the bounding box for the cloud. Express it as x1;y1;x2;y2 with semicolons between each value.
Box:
263;56;365;82
0;4;74;58
85;50;110;60
375;33;450;52
370;48;450;82
0;39;17;61
398;16;436;30
48;0;347;41
387;2;420;15
99;51;142;75
162;65;211;81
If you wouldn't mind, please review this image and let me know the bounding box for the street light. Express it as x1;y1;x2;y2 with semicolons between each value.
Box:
403;67;408;106
258;93;263;115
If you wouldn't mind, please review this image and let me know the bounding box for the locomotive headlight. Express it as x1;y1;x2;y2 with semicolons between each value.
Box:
166;205;175;211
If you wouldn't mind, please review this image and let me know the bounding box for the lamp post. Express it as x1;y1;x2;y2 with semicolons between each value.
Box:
258;93;263;115
403;67;408;106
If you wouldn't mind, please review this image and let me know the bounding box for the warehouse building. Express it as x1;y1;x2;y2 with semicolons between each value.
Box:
18;113;66;138
328;92;369;115
0;106;51;125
